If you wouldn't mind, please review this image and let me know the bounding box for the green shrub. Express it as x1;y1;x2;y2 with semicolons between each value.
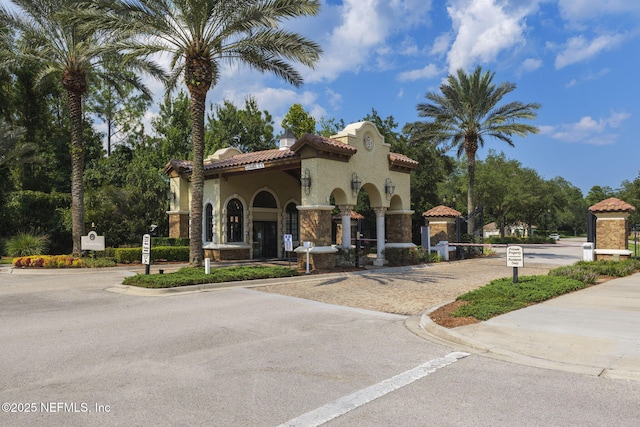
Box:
6;232;49;257
549;259;640;283
151;237;189;247
454;275;585;320
114;246;190;263
384;247;434;266
123;265;298;288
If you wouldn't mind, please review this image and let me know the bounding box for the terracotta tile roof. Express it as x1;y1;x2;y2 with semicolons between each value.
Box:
291;133;357;155
422;205;462;217
203;148;297;171
589;197;636;213
389;152;419;169
163;159;192;174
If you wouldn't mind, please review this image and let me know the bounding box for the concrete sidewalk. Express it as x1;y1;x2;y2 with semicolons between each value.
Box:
411;272;640;381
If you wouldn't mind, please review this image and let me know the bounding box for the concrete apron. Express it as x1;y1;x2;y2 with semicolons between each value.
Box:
410;273;640;381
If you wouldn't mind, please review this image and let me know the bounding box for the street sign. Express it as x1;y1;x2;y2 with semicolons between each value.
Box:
506;245;524;268
142;234;151;266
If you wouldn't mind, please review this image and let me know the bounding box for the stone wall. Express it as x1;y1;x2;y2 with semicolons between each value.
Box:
595;219;628;250
386;213;412;243
429;221;456;245
169;213;189;239
299;209;332;246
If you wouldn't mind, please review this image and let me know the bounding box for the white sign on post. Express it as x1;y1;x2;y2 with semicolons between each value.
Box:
81;231;105;251
141;233;151;265
284;234;293;252
506;245;524;267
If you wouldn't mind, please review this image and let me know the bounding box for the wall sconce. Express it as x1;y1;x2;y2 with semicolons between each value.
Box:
385;178;395;199
168;189;176;205
351;173;362;197
442;194;456;206
301;168;311;195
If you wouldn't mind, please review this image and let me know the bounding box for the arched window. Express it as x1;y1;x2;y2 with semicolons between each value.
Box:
285;202;299;241
205;203;213;242
253;191;277;208
227;199;243;242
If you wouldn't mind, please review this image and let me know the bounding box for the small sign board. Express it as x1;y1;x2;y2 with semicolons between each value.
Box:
506;245;524;268
284;234;293;252
81;231;105;251
141;233;151;265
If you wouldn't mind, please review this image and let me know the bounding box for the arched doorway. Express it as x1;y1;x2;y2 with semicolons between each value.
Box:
252;190;279;258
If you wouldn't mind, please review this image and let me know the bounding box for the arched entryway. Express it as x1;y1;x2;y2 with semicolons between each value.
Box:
251;190;279;258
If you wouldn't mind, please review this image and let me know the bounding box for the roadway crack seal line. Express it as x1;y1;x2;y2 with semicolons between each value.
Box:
277;351;470;427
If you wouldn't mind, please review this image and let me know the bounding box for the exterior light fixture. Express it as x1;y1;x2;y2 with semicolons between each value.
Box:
385;178;395;199
442;194;456;206
351;173;362;197
301;168;311;195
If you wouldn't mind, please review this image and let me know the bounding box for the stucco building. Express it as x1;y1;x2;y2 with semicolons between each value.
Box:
163;121;418;271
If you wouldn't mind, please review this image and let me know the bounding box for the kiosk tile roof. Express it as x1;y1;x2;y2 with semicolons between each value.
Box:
290;133;358;155
589;197;636;213
203;148;297;171
422;205;462;217
389;153;419;169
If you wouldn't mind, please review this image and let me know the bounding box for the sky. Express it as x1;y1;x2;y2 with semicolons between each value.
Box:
3;0;639;195
186;0;639;196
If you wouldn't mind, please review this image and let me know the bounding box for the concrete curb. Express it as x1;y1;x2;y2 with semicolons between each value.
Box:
406;305;638;380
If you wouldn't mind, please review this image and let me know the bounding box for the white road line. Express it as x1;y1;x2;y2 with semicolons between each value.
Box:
277;351;470;427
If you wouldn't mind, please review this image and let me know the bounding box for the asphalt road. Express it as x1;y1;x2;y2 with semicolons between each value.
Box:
2;247;640;426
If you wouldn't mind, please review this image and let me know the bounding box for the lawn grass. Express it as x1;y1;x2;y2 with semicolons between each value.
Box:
454;259;640;321
122;265;298;288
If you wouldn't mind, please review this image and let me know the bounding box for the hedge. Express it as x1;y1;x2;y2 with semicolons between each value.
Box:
114;246;190;264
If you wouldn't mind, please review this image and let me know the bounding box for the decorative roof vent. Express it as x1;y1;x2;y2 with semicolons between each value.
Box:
279;128;296;150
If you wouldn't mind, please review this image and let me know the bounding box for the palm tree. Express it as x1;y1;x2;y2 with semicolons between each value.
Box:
405;66;540;236
0;119;38;171
84;0;322;265
0;0;163;255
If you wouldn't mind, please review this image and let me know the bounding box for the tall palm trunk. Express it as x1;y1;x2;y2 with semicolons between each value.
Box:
186;54;212;266
67;89;85;255
465;137;478;237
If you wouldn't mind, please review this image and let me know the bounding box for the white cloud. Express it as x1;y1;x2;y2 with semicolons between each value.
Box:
519;58;543;73
306;0;433;82
325;88;343;110
431;33;452;56
558;0;640;25
546;111;630;145
565;68;611;87
397;63;440;81
555;34;626;69
445;0;535;73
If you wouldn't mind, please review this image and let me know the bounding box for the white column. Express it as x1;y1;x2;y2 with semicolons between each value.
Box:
340;205;353;250
374;207;386;266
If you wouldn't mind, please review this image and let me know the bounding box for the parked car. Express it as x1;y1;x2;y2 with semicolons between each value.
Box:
549;233;560;240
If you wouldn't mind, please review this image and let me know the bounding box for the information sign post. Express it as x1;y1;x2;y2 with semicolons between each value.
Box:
142;233;151;275
506;245;524;284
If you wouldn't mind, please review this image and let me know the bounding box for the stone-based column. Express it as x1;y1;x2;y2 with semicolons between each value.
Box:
374;207;387;266
339;205;353;250
589;197;636;260
169;213;189;238
295;205;338;271
385;210;413;244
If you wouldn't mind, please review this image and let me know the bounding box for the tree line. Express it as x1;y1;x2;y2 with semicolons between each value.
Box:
2;1;639;259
